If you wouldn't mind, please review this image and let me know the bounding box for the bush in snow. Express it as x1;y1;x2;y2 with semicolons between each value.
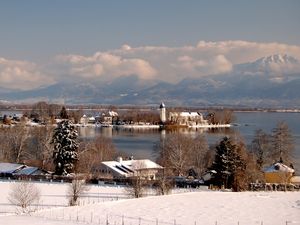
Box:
51;120;79;175
8;181;40;213
67;177;90;206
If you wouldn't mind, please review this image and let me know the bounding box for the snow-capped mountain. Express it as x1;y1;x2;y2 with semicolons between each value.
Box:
234;54;300;77
1;55;300;107
258;54;298;65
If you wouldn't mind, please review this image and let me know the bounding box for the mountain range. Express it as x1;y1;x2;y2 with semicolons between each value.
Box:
1;54;300;107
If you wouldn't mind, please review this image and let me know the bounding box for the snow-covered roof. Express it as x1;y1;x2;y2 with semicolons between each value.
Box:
0;163;25;173
0;163;49;175
180;112;202;117
108;111;118;117
264;162;295;173
101;159;163;177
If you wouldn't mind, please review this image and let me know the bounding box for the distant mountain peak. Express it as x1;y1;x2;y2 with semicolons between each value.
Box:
256;54;299;65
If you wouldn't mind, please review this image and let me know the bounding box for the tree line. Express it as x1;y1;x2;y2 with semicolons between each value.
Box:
0;104;295;192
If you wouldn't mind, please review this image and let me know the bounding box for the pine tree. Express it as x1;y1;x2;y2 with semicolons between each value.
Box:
51;120;78;175
59;106;69;119
210;137;245;190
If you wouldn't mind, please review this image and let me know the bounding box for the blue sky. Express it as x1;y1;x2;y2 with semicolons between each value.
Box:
0;0;299;61
0;1;300;90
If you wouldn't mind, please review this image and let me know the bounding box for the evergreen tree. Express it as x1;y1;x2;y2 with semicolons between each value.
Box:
59;106;69;119
210;137;245;190
51;120;78;175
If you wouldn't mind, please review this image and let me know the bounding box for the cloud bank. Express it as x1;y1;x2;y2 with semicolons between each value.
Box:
1;40;300;90
0;58;54;90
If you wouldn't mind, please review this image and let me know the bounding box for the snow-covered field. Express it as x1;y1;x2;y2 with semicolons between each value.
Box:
0;180;299;225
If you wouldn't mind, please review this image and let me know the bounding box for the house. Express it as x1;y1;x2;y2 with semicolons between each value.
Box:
263;162;295;184
94;157;163;180
290;176;300;185
0;163;26;176
0;162;50;177
168;111;208;127
101;111;118;126
79;115;97;126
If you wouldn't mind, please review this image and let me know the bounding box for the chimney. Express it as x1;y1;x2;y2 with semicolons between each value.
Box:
117;156;122;163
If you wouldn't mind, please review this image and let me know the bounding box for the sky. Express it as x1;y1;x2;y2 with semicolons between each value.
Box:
0;0;300;90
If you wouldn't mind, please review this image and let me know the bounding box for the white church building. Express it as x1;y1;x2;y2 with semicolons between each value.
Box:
159;102;208;126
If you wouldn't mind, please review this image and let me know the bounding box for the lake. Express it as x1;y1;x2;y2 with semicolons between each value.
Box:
78;112;300;172
2;110;300;172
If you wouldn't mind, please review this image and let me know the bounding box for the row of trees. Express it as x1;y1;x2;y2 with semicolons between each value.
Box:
155;121;294;191
0;118;295;192
251;121;294;169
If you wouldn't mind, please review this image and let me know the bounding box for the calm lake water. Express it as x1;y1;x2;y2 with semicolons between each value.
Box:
2;110;300;172
79;112;300;172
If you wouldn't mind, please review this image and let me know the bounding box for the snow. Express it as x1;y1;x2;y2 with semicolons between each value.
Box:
0;180;299;225
264;163;295;173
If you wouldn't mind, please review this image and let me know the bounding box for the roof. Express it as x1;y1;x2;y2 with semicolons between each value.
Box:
0;163;25;173
180;112;202;117
101;159;163;177
159;102;165;109
13;167;42;175
0;162;50;175
264;162;295;173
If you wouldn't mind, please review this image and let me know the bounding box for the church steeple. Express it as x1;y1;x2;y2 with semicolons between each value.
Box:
159;102;166;123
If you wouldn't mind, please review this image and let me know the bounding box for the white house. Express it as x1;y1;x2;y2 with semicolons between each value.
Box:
95;157;163;180
80;115;89;126
168;111;208;126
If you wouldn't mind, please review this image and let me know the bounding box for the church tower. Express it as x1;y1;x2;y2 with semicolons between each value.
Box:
159;102;166;123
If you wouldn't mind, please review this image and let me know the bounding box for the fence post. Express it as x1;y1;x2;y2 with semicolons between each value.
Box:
106;215;109;225
122;215;124;225
174;219;176;225
139;217;141;225
156;218;158;225
91;212;93;223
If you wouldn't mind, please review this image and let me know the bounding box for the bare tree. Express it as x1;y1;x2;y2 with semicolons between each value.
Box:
206;109;235;125
77;136;116;174
0;124;29;163
190;135;210;176
155;168;173;195
271;121;294;164
157;133;209;177
126;161;148;198
251;129;272;169
26;126;54;170
8;181;40;213
67;177;90;206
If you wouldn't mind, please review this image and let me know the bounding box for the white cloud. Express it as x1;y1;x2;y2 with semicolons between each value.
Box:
0;58;54;90
2;40;300;91
173;54;232;76
56;52;156;80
